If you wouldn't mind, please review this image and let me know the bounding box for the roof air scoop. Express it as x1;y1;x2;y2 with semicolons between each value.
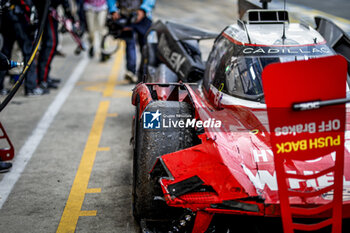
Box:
246;10;289;24
260;0;272;9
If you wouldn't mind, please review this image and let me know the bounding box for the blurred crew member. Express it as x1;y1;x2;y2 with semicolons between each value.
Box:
0;0;41;96
76;0;87;34
0;52;11;71
36;0;73;91
107;0;155;83
73;0;87;55
84;0;107;59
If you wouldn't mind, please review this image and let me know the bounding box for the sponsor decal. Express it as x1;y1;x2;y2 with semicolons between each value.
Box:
143;110;162;129
242;46;331;55
143;110;222;129
243;163;350;194
158;34;186;76
162;117;222;129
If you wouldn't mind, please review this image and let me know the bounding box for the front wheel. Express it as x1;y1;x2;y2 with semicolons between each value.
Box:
101;34;120;56
133;101;195;221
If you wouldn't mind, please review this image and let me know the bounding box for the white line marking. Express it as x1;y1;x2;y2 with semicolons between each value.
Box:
0;56;89;209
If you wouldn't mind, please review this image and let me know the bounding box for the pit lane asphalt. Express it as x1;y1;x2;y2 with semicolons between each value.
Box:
0;1;236;232
287;0;350;20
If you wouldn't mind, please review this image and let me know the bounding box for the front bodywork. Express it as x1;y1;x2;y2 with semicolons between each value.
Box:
137;82;350;220
132;58;350;233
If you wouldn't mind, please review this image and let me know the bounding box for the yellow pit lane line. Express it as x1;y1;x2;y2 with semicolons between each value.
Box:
56;101;110;233
57;48;124;233
104;42;126;97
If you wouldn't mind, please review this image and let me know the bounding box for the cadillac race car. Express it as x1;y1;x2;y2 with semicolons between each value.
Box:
131;7;350;233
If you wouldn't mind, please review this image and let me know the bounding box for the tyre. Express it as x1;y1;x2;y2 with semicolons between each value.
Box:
133;100;195;221
139;43;159;82
101;34;120;56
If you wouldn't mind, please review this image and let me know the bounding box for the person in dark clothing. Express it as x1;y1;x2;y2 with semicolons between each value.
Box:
0;0;43;96
36;12;59;90
73;0;88;55
36;0;73;91
107;0;155;83
0;52;11;71
75;0;87;34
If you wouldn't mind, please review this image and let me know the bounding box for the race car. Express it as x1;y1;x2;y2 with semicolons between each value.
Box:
131;7;350;233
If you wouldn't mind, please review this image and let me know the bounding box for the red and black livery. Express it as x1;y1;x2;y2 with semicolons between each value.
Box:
131;7;350;233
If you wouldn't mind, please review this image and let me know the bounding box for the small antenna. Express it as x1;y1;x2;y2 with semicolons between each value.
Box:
281;0;287;43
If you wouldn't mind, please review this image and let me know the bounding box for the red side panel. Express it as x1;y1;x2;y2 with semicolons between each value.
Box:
263;55;348;233
0;122;14;161
132;83;153;117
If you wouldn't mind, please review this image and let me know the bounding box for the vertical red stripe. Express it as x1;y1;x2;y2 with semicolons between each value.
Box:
43;16;57;82
20;0;31;13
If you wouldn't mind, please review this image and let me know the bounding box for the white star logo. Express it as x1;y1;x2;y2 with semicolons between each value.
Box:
150;110;161;122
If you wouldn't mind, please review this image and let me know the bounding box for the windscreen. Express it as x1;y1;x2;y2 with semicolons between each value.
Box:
205;34;337;102
222;55;333;102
